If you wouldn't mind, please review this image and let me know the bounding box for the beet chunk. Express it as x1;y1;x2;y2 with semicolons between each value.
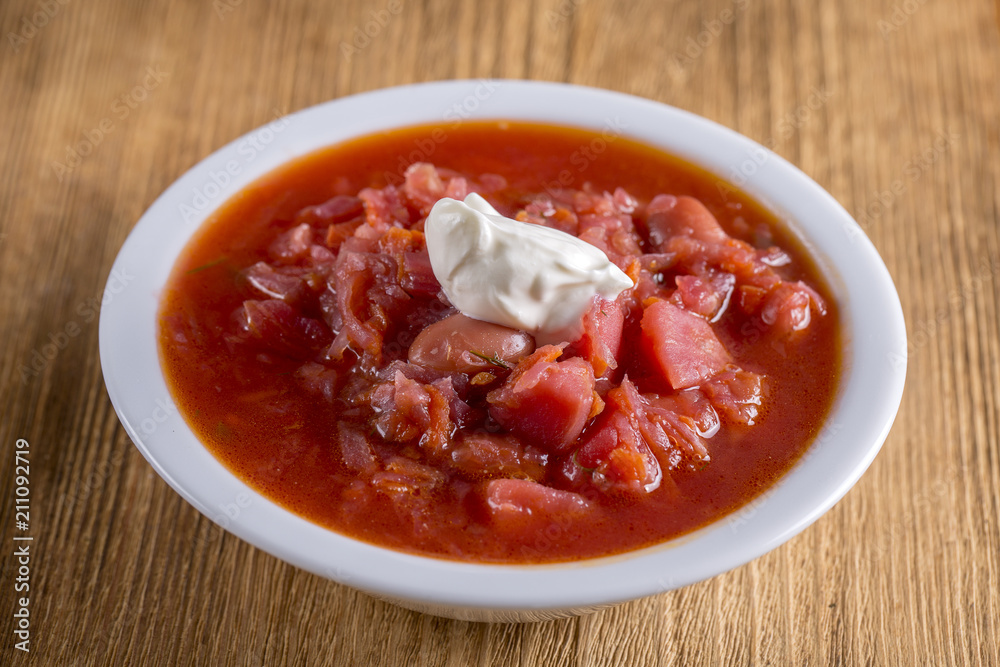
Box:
242;299;330;359
243;262;309;305
641;300;732;390
574;409;664;495
448;433;548;483
702;368;766;426
565;296;625;379
646;194;728;248
487;345;598;453
485;478;593;532
294;195;364;228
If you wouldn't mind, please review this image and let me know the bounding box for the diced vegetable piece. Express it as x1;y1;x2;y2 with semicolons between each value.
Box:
370;372;454;459
429;377;481;429
376;359;470;395
325;218;365;250
487;346;598;453
737;284;769;312
294;362;339;402
641;300;732;389
448;432;547;482
399;251;441;297
577;204;643;265
574;409;663;494
336;422;378;473
485;478;593;531
516;199;579;235
702;368;765;426
295;195;365;228
370;457;449;537
646;194;728;248
566;296;625;378
328;250;409;363
622;385;710;468
649;388;720;439
242;299;330;359
759;281;827;336
377;226;424;255
268;223;315;263
672;272;736;321
356;185;410;239
402;162;447;215
575;379;707;480
243;261;309;304
373;457;448;495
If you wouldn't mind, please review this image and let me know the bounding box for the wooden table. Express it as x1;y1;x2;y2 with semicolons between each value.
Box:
2;0;998;664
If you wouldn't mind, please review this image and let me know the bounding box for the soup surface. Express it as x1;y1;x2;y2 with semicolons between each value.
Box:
158;121;840;562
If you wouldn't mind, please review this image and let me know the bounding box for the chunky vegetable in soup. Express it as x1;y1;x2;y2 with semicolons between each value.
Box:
158;121;840;562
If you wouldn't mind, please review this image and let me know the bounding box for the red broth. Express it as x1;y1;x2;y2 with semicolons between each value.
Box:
158;121;840;562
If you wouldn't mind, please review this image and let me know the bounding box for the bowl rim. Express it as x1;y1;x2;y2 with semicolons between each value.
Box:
99;79;907;614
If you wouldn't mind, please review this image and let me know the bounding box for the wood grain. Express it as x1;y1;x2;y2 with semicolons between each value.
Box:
1;0;998;664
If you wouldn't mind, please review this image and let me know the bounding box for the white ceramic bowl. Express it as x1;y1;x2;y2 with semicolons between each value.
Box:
99;80;906;622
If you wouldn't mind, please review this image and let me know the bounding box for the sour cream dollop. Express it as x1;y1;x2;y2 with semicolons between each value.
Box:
424;193;634;344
